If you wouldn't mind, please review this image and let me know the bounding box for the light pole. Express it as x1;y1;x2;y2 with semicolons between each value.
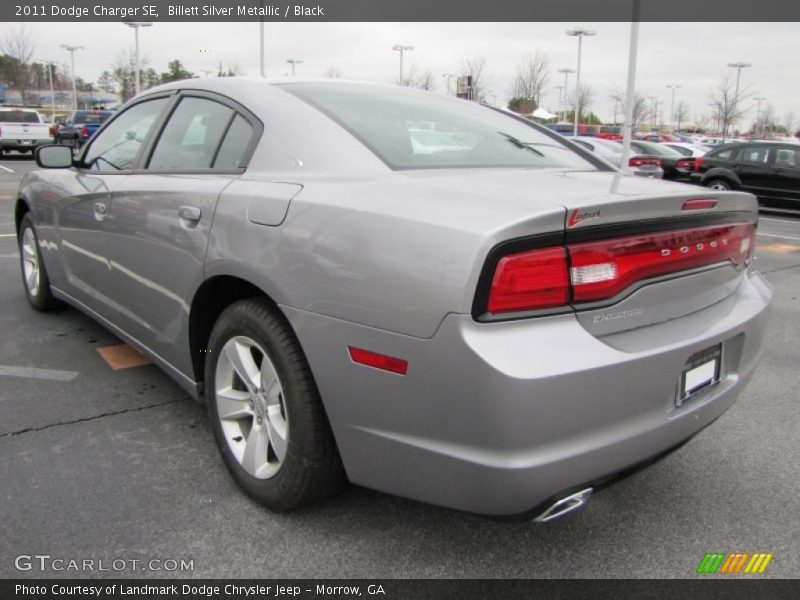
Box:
557;68;575;123
727;62;751;140
441;73;456;96
392;44;414;86
754;96;766;139
46;62;56;122
555;85;564;121
124;22;152;97
286;58;303;76
566;27;597;136
60;45;84;110
666;84;681;134
648;96;659;131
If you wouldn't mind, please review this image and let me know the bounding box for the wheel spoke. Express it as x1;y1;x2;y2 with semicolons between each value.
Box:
216;388;253;421
224;339;260;392
260;356;278;396
241;423;269;477
266;405;288;463
26;269;38;294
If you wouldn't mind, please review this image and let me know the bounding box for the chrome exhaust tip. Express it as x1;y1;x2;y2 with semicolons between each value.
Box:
534;487;593;523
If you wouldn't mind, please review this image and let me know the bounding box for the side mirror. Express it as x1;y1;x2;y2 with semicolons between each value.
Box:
35;144;74;169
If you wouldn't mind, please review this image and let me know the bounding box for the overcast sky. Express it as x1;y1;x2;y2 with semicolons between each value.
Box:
6;21;800;128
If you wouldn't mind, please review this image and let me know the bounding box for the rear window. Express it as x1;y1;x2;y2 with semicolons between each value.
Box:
73;111;112;125
0;111;40;123
710;148;734;160
284;83;596;171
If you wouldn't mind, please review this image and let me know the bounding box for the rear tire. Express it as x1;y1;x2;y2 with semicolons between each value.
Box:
18;213;61;311
706;178;732;191
205;298;346;510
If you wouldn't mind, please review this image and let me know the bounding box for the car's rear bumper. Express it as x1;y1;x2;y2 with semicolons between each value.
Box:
284;270;772;516
0;139;51;151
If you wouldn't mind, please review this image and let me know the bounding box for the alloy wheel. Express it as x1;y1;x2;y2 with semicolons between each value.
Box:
21;227;40;298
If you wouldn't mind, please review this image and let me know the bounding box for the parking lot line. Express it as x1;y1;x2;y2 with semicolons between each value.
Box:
0;365;78;382
758;232;800;242
761;217;800;226
0;234;16;238
0;165;14;173
96;344;153;370
758;243;800;254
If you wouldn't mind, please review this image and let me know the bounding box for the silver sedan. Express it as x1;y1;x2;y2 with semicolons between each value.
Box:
15;79;772;518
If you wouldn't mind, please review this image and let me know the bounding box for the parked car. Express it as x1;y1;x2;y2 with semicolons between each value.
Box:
629;140;696;181
690;142;800;210
572;137;664;178
16;79;772;518
55;109;113;148
663;142;708;157
0;107;53;156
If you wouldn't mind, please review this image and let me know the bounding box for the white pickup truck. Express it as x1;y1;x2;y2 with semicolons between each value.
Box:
0;107;53;155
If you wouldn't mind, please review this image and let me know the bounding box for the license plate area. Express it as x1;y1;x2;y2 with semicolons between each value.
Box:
678;344;722;406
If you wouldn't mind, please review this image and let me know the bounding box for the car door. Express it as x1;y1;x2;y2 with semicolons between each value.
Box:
730;145;773;195
51;95;171;322
768;146;800;203
104;92;260;376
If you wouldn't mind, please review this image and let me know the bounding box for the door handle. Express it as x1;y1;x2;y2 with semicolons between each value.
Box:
93;201;108;221
178;206;201;223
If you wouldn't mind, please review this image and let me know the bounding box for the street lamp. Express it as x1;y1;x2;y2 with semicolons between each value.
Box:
555;85;564;121
754;96;766;139
60;44;84;110
557;67;575;123
441;73;456;96
45;61;56;122
648;96;659;131
666;84;681;133
392;44;414;86
566;27;597;136
727;62;751;140
124;22;152;97
286;58;303;76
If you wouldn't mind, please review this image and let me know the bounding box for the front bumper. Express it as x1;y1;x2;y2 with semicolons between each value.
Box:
284;270;772;516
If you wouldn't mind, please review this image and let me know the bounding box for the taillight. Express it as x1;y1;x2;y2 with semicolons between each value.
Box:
483;222;756;315
81;126;90;138
694;156;704;171
568;223;756;303
629;156;661;167
49;125;55;137
487;247;569;313
676;158;695;170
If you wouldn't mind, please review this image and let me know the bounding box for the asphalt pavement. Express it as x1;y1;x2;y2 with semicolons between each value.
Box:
0;154;798;579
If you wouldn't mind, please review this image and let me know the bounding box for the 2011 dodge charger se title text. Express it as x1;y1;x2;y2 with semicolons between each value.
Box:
15;79;772;519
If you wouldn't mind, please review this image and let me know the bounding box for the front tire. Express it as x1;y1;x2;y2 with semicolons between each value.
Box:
18;213;60;311
706;178;732;191
205;298;345;510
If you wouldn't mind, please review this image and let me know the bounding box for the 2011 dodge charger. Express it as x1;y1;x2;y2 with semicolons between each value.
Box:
15;79;772;519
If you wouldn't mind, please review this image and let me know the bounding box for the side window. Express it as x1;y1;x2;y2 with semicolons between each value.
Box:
740;146;769;165
774;148;799;168
714;148;733;160
83;98;169;172
213;114;255;169
148;97;233;170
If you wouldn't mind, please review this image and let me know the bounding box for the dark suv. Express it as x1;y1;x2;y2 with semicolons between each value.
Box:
690;143;800;210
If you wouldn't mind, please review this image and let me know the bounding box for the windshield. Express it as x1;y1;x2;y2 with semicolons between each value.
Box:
0;111;40;123
284;83;597;171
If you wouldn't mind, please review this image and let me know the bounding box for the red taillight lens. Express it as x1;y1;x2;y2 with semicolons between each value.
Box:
49;125;55;137
487;247;569;313
629;157;661;167
694;156;704;171
348;346;408;375
81;126;90;137
676;158;695;170
568;223;756;303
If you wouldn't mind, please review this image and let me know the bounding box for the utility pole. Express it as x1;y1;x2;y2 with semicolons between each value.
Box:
666;84;681;134
727;62;751;140
392;44;414;86
566;28;597;136
124;22;152;97
441;73;455;96
60;44;84;111
557;68;575;123
47;62;55;122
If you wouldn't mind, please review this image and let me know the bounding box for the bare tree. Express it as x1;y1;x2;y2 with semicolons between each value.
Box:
1;24;36;103
568;84;594;124
508;51;550;109
460;56;489;101
610;86;650;131
324;65;343;79
694;113;711;131
707;74;752;139
674;100;691;131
